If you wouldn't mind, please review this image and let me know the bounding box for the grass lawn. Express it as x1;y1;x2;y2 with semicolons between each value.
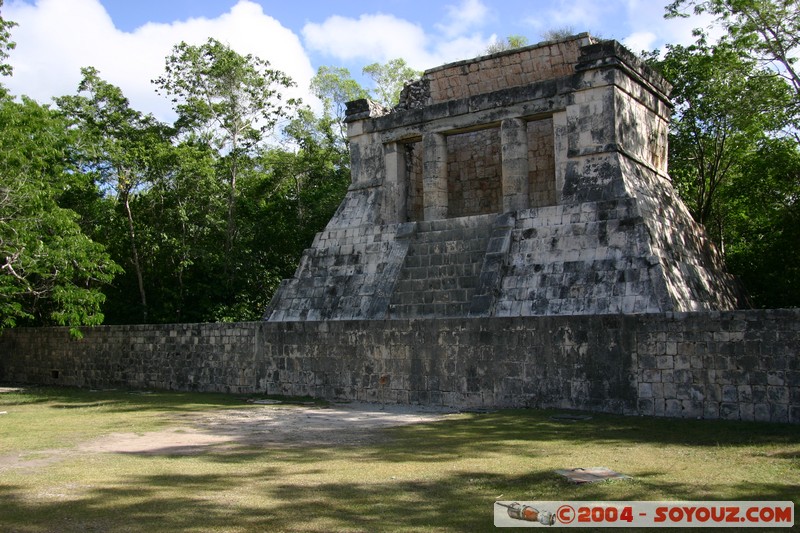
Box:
0;386;798;532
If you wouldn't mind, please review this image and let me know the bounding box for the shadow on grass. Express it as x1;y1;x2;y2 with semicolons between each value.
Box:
369;409;800;461
0;466;795;533
0;384;321;414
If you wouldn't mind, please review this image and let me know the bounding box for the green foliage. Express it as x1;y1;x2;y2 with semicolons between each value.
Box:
722;138;800;307
154;38;300;295
652;1;800;307
666;0;800;99
649;42;793;226
44;44;347;324
0;23;350;326
154;38;297;152
232;107;350;320
0;0;16;79
361;58;422;108
485;34;530;54
310;65;369;122
57;68;174;323
0;94;120;333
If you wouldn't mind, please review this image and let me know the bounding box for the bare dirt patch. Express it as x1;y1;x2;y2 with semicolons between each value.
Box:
86;402;456;453
2;402;456;469
184;402;456;448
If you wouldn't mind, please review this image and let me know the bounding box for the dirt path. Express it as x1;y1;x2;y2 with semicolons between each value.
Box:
2;402;457;469
85;402;457;454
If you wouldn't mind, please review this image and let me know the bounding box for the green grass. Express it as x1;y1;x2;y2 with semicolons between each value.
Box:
0;386;798;532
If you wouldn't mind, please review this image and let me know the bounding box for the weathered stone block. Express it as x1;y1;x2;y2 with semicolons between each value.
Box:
720;403;740;420
704;401;720;419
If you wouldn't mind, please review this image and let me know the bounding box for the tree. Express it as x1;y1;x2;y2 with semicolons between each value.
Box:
541;28;576;41
722;137;800;307
153;38;298;281
131;139;226;324
238;108;350;319
310;65;369;142
655;0;800;308
648;42;793;232
310;66;368;121
666;0;800;98
57;68;172;323
0;0;16;78
485;34;530;54
362;58;422;108
0;94;120;333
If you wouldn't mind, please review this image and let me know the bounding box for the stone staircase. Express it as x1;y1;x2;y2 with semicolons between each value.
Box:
388;215;495;318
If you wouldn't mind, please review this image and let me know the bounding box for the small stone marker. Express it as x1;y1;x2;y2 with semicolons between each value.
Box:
555;467;631;484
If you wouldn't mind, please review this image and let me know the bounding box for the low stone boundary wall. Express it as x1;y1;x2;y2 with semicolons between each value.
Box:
1;310;797;423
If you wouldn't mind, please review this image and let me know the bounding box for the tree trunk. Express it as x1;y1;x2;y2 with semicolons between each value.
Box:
123;189;147;322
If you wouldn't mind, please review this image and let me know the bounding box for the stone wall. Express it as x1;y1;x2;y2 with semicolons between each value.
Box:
446;129;503;217
424;34;592;103
527;117;557;207
2;310;798;423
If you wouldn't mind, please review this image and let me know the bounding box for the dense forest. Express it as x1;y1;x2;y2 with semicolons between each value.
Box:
0;0;798;332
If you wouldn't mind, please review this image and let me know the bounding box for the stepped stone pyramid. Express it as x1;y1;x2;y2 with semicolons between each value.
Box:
265;34;743;321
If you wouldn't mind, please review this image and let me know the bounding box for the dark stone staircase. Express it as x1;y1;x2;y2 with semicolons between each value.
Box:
388;214;497;318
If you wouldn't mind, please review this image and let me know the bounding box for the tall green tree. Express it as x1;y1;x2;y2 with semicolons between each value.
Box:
0;0;15;79
57;68;173;323
722;137;800;307
153;38;298;281
0;94;120;333
666;0;800;99
656;0;800;307
241;107;350;316
134;140;225;323
310;65;369;142
650;42;793;231
362;58;422;108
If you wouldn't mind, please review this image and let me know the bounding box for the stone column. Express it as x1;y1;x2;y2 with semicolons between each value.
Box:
383;142;408;224
501;118;530;212
552;111;568;205
422;132;448;220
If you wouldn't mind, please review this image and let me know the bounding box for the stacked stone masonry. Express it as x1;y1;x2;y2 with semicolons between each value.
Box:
425;38;584;103
266;34;743;322
2;310;798;423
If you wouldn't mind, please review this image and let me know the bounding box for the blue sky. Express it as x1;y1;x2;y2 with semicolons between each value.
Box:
3;0;709;121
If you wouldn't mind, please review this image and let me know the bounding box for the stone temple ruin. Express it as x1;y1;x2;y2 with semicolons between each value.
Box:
265;33;743;322
13;34;793;423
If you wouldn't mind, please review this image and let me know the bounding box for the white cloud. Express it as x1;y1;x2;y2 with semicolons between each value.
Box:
4;0;315;123
623;31;657;54
302;14;430;65
621;0;721;52
436;0;490;39
301;1;495;71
